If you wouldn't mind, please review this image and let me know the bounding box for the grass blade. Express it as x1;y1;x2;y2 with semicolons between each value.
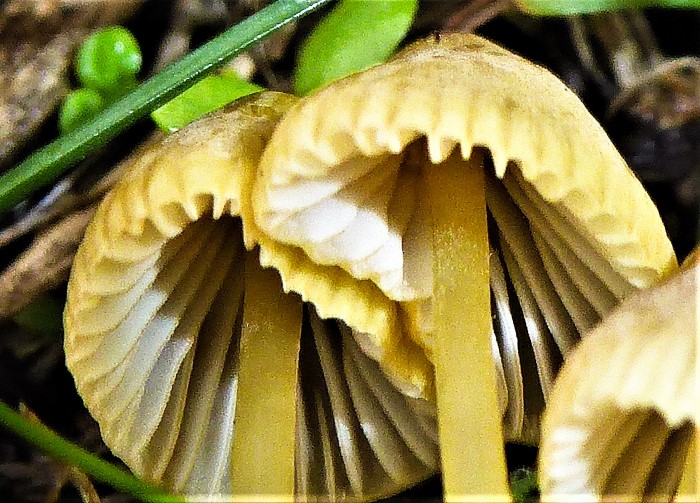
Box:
0;400;182;502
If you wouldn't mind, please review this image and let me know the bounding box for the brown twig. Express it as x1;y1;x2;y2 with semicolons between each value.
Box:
0;206;96;319
444;0;512;33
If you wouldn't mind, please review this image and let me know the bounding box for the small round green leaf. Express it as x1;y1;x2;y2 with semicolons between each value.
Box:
76;26;142;94
293;0;418;96
151;71;263;133
58;88;105;135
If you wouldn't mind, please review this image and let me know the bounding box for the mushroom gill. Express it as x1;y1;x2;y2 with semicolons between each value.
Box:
252;33;677;495
539;248;698;501
63;92;438;500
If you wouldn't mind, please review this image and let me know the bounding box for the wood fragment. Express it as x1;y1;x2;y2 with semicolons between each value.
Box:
0;206;96;319
0;153;131;248
0;31;76;170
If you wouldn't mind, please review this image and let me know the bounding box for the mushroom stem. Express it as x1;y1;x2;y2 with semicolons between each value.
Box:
676;437;697;500
677;250;698;501
424;151;510;501
230;252;303;499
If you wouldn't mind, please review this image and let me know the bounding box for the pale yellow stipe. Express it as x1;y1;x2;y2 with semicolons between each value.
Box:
230;252;303;499
424;151;510;501
655;254;697;502
675;438;697;502
676;246;699;502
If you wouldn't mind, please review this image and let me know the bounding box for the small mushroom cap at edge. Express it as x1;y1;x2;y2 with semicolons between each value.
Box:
539;249;698;501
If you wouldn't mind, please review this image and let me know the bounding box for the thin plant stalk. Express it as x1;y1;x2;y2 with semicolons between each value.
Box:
0;399;183;502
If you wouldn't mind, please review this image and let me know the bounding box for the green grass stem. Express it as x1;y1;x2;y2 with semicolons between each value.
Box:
0;399;182;502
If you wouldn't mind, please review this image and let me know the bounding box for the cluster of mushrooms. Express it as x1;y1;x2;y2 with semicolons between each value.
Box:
63;33;695;501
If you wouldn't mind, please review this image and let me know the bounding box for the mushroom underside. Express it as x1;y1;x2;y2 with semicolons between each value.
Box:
66;212;439;499
548;405;693;499
253;35;675;439
538;255;697;501
259;135;639;443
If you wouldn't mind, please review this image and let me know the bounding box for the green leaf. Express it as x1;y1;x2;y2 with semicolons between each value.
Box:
517;0;700;15
76;26;142;95
58;88;106;135
0;0;334;215
152;71;263;133
294;0;417;95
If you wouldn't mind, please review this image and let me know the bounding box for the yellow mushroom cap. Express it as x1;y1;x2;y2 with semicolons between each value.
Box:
539;251;698;501
253;33;677;442
63;92;438;499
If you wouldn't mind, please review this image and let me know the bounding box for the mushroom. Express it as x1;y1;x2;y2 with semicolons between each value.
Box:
538;248;698;501
252;33;677;497
63;33;677;501
64;92;438;500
